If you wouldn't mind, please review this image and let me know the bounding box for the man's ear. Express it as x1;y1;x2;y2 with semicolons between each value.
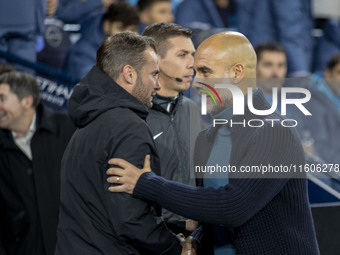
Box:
21;95;34;109
230;63;245;84
103;20;109;35
122;64;137;85
139;11;150;24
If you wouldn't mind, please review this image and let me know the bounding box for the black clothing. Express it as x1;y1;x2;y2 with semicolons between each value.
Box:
55;66;181;254
0;104;75;255
147;93;202;233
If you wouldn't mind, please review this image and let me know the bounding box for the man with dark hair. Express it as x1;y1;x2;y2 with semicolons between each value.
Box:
0;64;16;75
314;52;340;113
0;71;75;255
64;2;140;80
56;32;182;254
305;52;340;163
175;0;236;29
141;22;202;234
254;42;287;101
254;42;340;164
137;0;174;33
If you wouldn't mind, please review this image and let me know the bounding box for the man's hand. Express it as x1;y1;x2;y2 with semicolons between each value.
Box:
107;155;151;194
186;219;199;233
181;236;197;255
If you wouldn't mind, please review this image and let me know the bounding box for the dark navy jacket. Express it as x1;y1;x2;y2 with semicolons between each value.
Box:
175;0;225;28
56;66;181;254
56;0;103;24
64;13;105;80
133;89;320;254
0;0;45;36
314;19;340;72
0;105;75;255
236;0;313;76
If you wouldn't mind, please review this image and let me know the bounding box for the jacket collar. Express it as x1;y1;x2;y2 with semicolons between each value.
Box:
152;92;183;114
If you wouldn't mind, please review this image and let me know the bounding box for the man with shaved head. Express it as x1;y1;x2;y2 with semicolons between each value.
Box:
105;32;320;254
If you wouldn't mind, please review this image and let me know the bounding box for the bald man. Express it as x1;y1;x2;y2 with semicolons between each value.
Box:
106;32;320;254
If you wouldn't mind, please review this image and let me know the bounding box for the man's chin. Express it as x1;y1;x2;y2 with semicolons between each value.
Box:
147;102;153;108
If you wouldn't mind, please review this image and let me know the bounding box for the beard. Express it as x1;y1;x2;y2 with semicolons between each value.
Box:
131;75;153;108
207;91;233;115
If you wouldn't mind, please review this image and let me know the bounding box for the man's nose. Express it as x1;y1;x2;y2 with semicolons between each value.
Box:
154;78;161;91
168;13;175;23
188;56;194;69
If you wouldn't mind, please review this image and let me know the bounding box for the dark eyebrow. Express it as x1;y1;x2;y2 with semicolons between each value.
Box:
152;69;160;75
177;50;196;55
196;66;213;74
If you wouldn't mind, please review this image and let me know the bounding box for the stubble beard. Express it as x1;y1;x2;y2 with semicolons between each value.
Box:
132;76;153;108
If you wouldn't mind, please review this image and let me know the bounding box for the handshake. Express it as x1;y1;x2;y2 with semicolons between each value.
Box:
177;233;197;255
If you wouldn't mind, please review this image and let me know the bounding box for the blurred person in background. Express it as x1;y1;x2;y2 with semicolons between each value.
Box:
55;0;116;24
236;0;313;77
37;0;73;70
64;2;139;80
128;0;183;14
255;42;340;164
0;71;75;255
175;0;236;30
255;42;287;104
0;0;45;70
0;64;16;75
314;19;340;72
312;52;340;114
137;0;174;33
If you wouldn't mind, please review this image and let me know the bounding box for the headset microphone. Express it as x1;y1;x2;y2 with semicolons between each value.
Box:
160;69;183;82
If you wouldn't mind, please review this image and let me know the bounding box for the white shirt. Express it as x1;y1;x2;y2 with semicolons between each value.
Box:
12;113;36;160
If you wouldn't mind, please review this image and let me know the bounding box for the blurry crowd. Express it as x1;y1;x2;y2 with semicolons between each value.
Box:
0;0;339;78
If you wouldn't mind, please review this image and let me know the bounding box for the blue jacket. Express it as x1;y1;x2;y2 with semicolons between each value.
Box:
56;0;103;24
0;0;45;35
286;85;340;164
314;19;340;72
175;0;225;28
236;0;313;76
64;13;105;80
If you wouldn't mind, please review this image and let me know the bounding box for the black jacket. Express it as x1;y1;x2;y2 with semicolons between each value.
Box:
0;104;75;255
55;66;181;255
147;94;202;232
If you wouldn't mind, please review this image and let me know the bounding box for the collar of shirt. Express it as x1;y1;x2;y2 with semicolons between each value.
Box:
11;113;36;160
213;104;234;122
153;93;179;113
